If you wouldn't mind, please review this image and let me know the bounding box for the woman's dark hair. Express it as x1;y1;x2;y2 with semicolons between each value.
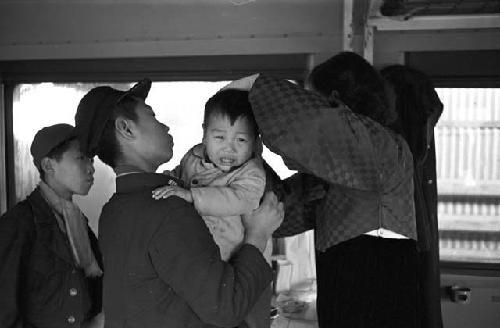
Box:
38;136;78;181
309;51;397;128
204;89;259;137
381;64;443;156
96;95;139;168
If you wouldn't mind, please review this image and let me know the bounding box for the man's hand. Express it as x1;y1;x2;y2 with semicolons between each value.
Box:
221;74;260;91
242;191;284;252
152;185;193;203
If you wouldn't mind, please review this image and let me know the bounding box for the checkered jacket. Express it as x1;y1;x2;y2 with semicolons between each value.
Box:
249;75;417;251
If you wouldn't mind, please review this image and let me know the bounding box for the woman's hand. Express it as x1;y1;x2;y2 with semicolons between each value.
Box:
221;74;260;91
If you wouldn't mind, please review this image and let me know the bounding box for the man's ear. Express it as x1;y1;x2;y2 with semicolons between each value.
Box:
40;157;55;176
114;117;135;140
201;123;207;143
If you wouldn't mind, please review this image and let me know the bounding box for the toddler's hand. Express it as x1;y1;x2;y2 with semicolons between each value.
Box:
152;185;193;203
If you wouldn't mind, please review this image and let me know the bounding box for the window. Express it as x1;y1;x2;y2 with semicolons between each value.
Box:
12;80;297;228
435;88;500;263
13;81;229;232
12;80;314;292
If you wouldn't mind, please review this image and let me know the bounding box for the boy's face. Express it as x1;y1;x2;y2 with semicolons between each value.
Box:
203;114;255;172
132;99;174;168
49;140;95;198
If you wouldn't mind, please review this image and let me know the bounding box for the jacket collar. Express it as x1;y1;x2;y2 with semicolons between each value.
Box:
116;172;183;194
26;187;75;266
192;143;206;159
190;143;250;173
192;143;217;167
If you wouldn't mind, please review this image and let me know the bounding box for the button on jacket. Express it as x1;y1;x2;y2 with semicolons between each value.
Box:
98;173;272;328
0;188;102;328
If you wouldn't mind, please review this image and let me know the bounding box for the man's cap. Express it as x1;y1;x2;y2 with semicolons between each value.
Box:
75;78;152;157
30;123;76;169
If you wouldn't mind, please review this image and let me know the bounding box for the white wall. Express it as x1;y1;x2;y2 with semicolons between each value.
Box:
441;274;500;328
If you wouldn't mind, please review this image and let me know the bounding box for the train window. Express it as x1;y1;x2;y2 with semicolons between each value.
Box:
12;80;311;291
435;88;500;264
12;81;227;232
11;81;295;231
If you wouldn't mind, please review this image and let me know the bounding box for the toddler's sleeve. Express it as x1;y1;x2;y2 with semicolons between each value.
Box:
191;160;266;217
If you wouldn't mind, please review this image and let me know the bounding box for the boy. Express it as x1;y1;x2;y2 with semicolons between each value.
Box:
0;123;102;328
153;89;271;328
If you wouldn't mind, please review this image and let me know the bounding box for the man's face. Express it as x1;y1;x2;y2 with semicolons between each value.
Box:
203;114;255;172
133;99;174;167
50;140;95;197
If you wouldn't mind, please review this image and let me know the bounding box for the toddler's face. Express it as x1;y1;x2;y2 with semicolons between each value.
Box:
203;114;255;172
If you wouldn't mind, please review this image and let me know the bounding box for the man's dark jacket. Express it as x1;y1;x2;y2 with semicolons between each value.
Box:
98;173;272;328
0;188;102;328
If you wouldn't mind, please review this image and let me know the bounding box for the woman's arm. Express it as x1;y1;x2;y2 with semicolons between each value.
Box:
248;75;408;192
273;173;326;237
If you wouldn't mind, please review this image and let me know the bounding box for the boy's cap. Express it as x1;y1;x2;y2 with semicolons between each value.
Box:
75;78;152;157
30;123;76;169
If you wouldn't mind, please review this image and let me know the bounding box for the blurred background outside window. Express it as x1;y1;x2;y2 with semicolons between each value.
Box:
435;88;500;264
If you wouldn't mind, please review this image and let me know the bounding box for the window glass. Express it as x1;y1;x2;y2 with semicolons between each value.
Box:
435;88;500;263
12;81;295;229
13;81;314;293
13;81;228;233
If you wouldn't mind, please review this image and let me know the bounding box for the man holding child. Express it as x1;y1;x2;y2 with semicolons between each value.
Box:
74;79;283;328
